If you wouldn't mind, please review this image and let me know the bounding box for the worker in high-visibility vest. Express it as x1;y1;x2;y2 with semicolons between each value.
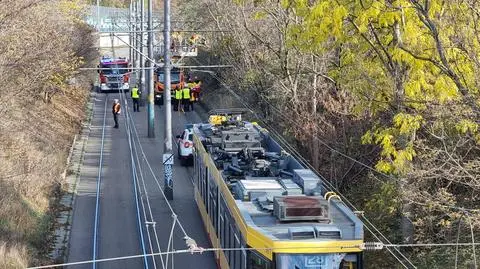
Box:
112;99;121;128
187;78;195;89
182;86;191;112
174;86;182;111
131;85;141;112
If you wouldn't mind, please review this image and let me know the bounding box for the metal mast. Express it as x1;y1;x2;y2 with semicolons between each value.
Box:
139;0;145;102
135;0;141;89
129;1;133;64
147;0;155;137
163;0;174;200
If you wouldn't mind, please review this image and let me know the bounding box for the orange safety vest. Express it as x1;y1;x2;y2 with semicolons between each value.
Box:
112;103;121;114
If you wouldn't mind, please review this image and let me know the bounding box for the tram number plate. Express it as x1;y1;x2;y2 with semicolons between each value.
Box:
305;256;325;267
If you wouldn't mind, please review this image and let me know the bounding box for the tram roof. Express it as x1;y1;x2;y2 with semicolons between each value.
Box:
192;121;363;244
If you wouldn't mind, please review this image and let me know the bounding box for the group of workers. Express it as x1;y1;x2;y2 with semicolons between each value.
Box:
173;78;201;112
111;78;201;128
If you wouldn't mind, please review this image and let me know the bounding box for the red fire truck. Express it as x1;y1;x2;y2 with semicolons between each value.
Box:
97;56;131;92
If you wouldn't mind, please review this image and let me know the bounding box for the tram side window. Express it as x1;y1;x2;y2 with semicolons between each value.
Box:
209;181;217;231
220;215;225;247
230;224;236;268
204;168;208;210
248;251;271;269
234;234;241;269
194;153;199;186
199;166;204;197
225;220;230;263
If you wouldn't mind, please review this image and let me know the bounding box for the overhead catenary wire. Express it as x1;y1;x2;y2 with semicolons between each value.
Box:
112;35;151;269
231;92;420;267
131;124;167;269
111;16;192;265
28;242;480;269
211;73;479;268
120;90;158;269
125;92;168;269
126;105;190;239
165;217;177;269
126;105;191;267
189;57;416;269
204;57;477;265
117;84;150;269
113;14;171;269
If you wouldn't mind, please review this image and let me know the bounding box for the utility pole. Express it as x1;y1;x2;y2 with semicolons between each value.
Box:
135;0;140;85
163;0;174;200
147;0;155;137
139;0;145;102
129;1;133;64
132;1;137;69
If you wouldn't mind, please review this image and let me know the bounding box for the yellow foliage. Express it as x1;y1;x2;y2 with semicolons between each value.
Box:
456;119;478;134
253;11;267;20
393;113;423;135
281;0;480;174
375;159;393;173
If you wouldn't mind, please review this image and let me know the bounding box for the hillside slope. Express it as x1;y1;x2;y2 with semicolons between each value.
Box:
0;1;97;267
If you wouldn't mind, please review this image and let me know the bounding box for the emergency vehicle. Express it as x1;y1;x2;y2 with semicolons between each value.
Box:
154;66;185;105
97;56;131;92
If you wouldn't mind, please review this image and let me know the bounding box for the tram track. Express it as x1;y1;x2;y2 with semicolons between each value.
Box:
89;92;149;269
68;89;215;269
119;90;150;269
92;95;108;269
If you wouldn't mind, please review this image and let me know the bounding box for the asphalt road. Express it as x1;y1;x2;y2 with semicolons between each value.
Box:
67;90;216;269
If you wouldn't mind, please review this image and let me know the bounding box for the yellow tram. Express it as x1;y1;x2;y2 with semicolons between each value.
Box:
191;110;364;269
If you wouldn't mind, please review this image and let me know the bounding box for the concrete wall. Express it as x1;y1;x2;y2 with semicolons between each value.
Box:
98;33;130;48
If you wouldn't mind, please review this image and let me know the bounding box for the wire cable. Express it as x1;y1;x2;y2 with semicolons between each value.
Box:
113;17;165;269
189;57;416;268
29;242;480;269
126;94;167;269
111;18;193;268
118;86;150;269
111;35;152;269
123;94;157;269
127;104;191;239
165;217;177;269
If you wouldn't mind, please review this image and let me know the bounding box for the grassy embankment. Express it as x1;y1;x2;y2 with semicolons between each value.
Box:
0;1;97;268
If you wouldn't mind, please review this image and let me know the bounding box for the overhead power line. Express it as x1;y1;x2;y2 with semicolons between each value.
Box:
189;57;416;268
28;242;480;269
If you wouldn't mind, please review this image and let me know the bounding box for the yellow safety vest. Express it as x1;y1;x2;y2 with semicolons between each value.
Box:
182;88;190;99
131;87;139;99
175;90;183;100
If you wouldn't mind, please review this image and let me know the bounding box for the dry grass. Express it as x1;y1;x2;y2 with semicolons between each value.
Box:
0;243;28;269
0;1;98;266
0;78;91;267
